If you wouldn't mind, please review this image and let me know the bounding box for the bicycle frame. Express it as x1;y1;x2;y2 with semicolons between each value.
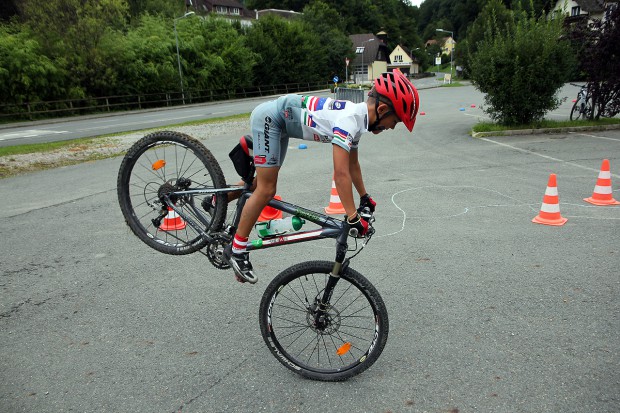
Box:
162;182;356;276
577;86;589;109
163;181;361;318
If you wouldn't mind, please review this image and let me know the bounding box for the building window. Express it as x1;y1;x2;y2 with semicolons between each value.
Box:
394;55;403;62
216;6;226;14
571;6;580;16
231;7;240;15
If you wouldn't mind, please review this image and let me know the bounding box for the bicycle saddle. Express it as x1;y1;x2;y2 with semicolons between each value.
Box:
229;134;255;183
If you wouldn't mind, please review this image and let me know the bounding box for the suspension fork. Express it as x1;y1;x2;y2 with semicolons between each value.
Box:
314;225;350;325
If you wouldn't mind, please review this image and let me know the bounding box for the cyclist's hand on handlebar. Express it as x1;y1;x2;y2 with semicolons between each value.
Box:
347;213;369;237
359;194;376;213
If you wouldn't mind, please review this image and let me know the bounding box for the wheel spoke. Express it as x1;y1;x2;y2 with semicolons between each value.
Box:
117;131;227;255
261;264;388;380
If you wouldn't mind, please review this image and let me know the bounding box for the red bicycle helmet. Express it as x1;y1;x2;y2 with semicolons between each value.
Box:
373;69;419;132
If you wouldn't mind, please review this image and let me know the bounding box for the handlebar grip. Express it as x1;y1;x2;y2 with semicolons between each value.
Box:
347;208;375;237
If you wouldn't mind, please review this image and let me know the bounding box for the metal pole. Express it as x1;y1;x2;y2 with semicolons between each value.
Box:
174;20;185;105
174;12;195;105
361;39;375;85
361;47;366;85
449;31;454;83
436;29;454;84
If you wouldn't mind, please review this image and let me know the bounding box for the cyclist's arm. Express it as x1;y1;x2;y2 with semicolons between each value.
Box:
349;149;367;198
332;145;357;217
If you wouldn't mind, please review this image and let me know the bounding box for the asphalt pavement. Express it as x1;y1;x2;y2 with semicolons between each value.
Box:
1;85;618;413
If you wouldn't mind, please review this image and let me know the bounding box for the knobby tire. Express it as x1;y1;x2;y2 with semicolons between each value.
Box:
259;261;389;381
117;131;227;255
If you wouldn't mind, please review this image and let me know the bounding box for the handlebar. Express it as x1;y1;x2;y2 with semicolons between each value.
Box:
347;207;375;238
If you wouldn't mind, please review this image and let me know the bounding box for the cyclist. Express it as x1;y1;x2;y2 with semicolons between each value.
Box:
224;69;419;283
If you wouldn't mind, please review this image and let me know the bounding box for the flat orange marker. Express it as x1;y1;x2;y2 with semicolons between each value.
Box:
336;342;352;356
152;159;166;170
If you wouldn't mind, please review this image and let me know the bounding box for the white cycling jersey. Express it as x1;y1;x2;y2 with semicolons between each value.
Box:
250;94;370;167
284;94;369;152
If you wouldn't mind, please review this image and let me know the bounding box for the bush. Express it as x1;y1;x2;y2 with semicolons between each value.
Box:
469;2;575;125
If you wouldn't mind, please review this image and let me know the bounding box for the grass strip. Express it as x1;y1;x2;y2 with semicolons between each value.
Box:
0;113;250;178
472;117;620;134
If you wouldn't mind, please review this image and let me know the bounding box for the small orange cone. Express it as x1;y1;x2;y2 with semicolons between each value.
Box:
324;175;346;215
584;159;620;206
532;173;568;226
258;195;283;222
159;207;186;231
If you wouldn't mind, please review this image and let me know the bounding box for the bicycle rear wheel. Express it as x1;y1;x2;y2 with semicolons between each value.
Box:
117;131;228;255
259;261;389;381
570;99;592;121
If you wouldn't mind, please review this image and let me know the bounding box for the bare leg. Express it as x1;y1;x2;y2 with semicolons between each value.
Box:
235;167;280;238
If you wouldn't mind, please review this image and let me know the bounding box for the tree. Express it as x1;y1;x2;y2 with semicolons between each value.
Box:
299;1;354;82
245;15;324;85
112;14;179;95
0;24;68;106
21;0;130;97
468;2;575;125
182;16;257;91
569;6;620;119
461;0;514;77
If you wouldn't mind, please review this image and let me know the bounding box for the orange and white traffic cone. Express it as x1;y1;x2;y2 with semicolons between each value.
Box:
532;173;568;226
159;207;186;231
258;195;283;222
584;159;620;206
324;175;346;215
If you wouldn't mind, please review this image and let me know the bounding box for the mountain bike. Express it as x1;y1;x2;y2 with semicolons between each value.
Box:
570;83;593;121
116;130;389;381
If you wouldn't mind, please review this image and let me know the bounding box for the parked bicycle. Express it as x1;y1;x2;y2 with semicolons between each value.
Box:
570;83;593;121
116;130;389;381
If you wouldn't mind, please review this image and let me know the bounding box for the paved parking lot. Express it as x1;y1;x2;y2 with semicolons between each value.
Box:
1;85;618;413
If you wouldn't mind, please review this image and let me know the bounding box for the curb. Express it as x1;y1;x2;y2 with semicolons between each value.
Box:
471;123;620;138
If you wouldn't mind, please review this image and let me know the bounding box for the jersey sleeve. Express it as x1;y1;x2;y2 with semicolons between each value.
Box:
330;119;357;152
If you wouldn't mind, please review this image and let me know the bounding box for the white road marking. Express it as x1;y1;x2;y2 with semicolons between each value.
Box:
479;137;620;179
570;132;620;141
0;129;68;141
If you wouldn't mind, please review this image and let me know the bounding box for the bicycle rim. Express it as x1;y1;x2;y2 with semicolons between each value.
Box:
570;101;584;121
259;261;388;381
117;131;227;255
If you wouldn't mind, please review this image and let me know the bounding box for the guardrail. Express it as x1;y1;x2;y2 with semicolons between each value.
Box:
0;81;331;122
334;87;366;103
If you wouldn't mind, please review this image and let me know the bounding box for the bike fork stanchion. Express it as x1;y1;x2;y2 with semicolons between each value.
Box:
315;228;349;325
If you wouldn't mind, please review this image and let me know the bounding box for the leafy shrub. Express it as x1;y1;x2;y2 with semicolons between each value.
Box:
469;2;575;125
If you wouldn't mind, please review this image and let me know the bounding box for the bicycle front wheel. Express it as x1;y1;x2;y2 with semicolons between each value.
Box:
259;261;389;381
117;131;228;255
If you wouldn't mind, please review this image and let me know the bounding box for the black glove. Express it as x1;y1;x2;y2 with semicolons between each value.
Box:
347;213;369;237
358;194;376;214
